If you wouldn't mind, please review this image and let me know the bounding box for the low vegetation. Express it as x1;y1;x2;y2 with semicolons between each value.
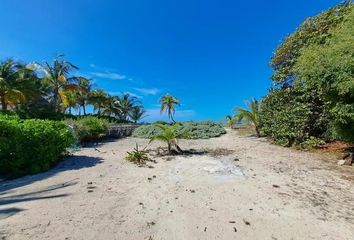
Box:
0;115;75;178
149;124;190;154
125;143;149;165
133;121;226;139
70;116;109;142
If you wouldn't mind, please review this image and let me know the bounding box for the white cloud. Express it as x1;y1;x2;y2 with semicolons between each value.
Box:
89;72;127;80
133;87;160;95
108;91;143;99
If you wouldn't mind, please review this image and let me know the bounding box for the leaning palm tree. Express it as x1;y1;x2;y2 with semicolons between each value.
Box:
88;89;108;116
234;98;261;137
0;59;37;110
33;55;78;112
149;124;189;154
225;115;238;129
160;94;180;123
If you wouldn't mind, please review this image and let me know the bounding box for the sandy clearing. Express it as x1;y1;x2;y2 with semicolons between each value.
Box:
0;130;353;240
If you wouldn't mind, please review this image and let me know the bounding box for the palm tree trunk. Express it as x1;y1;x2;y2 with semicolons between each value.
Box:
255;126;260;137
0;95;7;110
168;143;172;154
69;107;72;114
83;104;86;115
98;105;101;116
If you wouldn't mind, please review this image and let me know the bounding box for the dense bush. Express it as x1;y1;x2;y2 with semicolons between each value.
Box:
71;116;109;142
260;88;330;147
132;121;226;139
260;2;354;147
0;119;75;178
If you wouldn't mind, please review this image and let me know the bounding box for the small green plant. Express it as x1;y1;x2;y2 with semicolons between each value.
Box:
149;123;190;154
125;143;149;165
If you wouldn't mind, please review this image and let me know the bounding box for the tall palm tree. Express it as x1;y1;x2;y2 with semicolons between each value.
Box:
75;77;92;115
102;95;120;118
116;93;140;121
0;59;37;110
33;55;78;112
88;89;108;116
129;106;147;123
234;98;261;137
160;94;180;123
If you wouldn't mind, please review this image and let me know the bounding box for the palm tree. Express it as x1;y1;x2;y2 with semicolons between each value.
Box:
129;106;147;123
33;55;78;112
102;95;120;118
234;98;261;137
225;115;237;129
61;90;78;114
149;124;189;154
75;77;92;115
116;93;140;121
160;94;180;123
0;59;37;110
88;89;108;116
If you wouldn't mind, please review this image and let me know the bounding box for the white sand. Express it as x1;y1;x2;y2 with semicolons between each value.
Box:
1;130;354;240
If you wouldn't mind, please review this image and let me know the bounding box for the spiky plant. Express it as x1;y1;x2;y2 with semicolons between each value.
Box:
125;143;149;165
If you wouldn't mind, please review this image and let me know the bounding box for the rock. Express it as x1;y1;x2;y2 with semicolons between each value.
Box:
337;160;346;166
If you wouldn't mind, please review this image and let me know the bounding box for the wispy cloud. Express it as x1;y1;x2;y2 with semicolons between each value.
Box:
89;72;127;80
133;87;160;95
108;91;143;99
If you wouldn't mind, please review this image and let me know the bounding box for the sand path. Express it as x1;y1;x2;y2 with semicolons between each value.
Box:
1;130;353;240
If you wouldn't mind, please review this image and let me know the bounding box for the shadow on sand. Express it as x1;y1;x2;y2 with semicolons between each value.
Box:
0;155;103;195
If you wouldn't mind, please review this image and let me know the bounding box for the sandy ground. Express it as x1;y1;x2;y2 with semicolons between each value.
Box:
1;130;354;240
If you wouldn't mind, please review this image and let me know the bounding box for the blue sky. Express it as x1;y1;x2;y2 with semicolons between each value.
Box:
0;0;340;122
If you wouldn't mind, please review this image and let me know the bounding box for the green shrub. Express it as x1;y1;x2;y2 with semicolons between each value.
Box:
133;121;226;139
0;112;20;120
0;119;75;178
179;121;226;139
259;88;330;147
72;116;109;142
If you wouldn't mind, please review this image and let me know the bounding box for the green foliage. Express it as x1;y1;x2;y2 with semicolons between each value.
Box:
234;99;261;137
260;88;330;147
125;143;149;165
294;8;354;141
0;118;75;178
149;123;190;153
132;124;164;139
0;111;20;120
179;121;226;139
159;94;180;122
132;121;226;139
271;1;353;84
261;1;354;147
71;116;109;142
